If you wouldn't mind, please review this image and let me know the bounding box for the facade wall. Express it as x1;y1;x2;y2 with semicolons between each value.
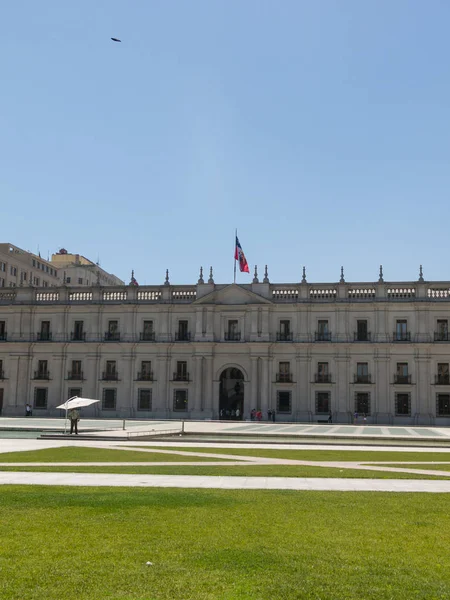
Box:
0;280;450;424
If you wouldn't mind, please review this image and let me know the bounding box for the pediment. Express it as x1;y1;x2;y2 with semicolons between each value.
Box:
194;284;272;305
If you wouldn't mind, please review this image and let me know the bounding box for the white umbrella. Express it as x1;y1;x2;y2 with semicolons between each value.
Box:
56;396;100;434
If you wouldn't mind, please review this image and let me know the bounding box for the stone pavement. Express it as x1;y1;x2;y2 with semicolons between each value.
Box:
1;471;450;492
2;417;450;443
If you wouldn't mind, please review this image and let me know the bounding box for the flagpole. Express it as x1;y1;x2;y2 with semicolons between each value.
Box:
233;229;237;284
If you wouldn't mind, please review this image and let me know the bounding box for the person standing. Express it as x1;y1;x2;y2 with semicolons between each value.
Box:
272;409;276;423
69;408;80;435
328;411;332;424
25;403;32;417
268;409;272;421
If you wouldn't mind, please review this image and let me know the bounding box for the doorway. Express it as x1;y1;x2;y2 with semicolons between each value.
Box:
219;368;244;419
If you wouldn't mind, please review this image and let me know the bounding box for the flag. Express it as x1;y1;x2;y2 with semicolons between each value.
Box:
234;236;249;273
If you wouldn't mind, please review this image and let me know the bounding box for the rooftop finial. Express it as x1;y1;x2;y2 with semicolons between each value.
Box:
340;266;345;283
198;266;204;284
164;269;170;285
378;265;384;283
208;266;214;284
301;266;307;284
263;265;269;283
253;265;259;284
129;270;139;286
418;265;424;282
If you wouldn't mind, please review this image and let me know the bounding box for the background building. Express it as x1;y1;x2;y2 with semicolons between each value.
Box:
0;243;59;288
51;248;124;286
0;266;449;424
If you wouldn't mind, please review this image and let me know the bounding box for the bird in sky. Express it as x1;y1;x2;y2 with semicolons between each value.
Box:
111;37;121;42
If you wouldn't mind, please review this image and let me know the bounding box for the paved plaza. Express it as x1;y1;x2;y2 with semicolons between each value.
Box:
1;417;450;492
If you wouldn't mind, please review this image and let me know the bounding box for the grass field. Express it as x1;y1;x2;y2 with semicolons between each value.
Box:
1;464;449;479
0;447;231;463
1;486;450;600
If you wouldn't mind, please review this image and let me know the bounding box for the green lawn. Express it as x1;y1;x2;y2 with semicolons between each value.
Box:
1;464;449;479
132;446;450;462
371;463;450;472
0;447;231;463
0;486;450;600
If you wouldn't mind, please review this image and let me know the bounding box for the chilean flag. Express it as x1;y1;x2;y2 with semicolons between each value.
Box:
235;236;250;273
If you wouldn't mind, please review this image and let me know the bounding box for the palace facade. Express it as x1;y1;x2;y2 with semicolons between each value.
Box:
0;268;450;424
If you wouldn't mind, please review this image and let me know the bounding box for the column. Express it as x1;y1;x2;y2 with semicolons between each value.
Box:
250;357;258;411
260;357;269;416
192;355;203;414
375;356;390;423
156;356;169;415
204;356;214;415
416;356;431;425
296;355;310;421
335;355;350;423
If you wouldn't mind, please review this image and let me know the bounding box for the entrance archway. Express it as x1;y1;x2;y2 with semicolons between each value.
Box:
219;367;244;420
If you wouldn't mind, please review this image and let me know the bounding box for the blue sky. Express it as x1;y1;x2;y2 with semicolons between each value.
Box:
2;1;450;285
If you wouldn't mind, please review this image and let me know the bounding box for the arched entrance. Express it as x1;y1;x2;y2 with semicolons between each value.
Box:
219;367;244;420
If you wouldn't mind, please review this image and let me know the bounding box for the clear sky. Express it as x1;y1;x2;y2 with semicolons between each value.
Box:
2;1;450;285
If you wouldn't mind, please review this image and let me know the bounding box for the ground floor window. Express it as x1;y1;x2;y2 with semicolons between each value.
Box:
277;391;291;413
315;391;330;414
102;389;117;410
68;388;82;399
395;393;411;416
173;389;188;411
138;389;152;411
436;394;450;417
355;392;371;416
34;388;48;409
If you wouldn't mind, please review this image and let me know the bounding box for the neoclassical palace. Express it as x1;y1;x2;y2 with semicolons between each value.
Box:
1;267;450;424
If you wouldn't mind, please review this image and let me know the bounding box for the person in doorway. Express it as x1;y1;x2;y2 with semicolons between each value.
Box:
235;407;240;419
256;410;262;422
272;409;276;423
353;411;358;424
250;408;256;421
363;413;367;425
69;408;80;435
268;409;272;421
25;403;32;417
328;411;332;424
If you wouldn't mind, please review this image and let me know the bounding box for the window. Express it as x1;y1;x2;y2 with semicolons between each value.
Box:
73;321;84;341
277;361;291;383
437;363;449;385
355;392;370;415
142;320;154;341
316;320;330;341
22;272;27;281
68;388;82;399
356;362;369;383
102;389;117;410
66;277;71;283
176;320;189;341
175;361;188;381
0;359;3;378
436;320;449;342
71;360;82;378
277;391;291;413
437;394;450;417
39;321;51;341
10;266;17;276
316;362;330;383
139;361;152;380
395;320;409;341
356;320;368;341
173;389;188;411
0;321;6;340
78;277;83;285
395;393;411;416
278;320;292;341
32;259;36;267
34;388;48;409
138;389;152;411
46;265;49;273
315;391;330;414
0;278;5;287
0;262;5;272
106;320;119;341
226;319;240;341
38;360;48;376
395;363;410;384
104;361;117;380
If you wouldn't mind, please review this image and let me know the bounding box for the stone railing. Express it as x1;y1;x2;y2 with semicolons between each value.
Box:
0;280;449;305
